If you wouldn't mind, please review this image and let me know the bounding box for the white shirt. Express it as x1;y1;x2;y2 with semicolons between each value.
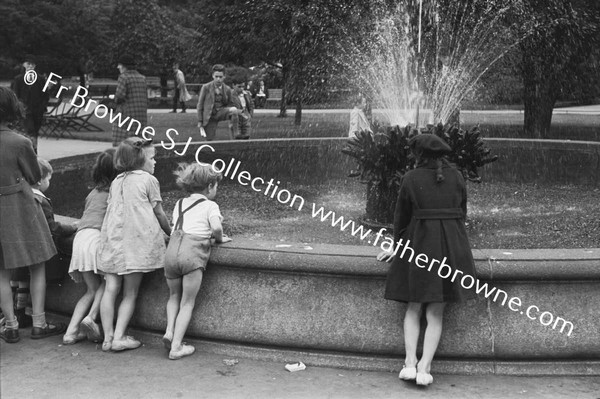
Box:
171;193;222;238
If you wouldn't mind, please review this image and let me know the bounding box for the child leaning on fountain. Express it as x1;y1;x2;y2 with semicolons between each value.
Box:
162;163;231;360
63;149;118;345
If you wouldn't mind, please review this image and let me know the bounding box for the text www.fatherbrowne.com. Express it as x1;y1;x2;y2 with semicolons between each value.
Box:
310;204;574;337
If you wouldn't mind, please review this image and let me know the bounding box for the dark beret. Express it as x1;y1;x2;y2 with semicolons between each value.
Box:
118;55;135;68
409;133;451;155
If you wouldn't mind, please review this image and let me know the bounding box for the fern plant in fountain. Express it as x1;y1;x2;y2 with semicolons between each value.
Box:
342;124;499;225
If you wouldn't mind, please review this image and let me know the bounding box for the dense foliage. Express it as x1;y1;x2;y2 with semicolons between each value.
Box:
342;123;499;223
343;123;498;188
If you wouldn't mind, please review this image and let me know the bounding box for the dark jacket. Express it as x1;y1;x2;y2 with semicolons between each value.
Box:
196;81;235;126
0;130;56;268
232;91;254;116
12;72;48;118
33;190;76;254
384;160;478;303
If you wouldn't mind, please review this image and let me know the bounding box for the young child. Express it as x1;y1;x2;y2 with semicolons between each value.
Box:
231;77;254;140
33;158;79;252
11;157;78;329
63;149;118;345
98;138;171;352
377;134;477;386
163;163;231;360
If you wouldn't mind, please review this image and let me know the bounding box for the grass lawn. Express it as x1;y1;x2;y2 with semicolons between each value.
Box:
58;110;599;143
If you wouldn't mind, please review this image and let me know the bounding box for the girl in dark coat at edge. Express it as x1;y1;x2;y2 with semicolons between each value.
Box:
377;133;477;386
0;87;65;343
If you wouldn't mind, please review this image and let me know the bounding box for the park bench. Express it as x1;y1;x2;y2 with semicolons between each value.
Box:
266;88;283;105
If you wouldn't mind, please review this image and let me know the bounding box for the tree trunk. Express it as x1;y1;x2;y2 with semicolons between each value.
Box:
522;54;557;139
278;66;288;118
295;100;302;125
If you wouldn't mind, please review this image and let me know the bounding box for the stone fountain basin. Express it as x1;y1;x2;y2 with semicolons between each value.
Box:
45;138;600;375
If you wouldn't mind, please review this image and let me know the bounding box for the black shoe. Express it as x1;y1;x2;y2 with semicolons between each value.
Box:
0;326;20;343
31;322;66;340
15;308;32;328
180;109;186;113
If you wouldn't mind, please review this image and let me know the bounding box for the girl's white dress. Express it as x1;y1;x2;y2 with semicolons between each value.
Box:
69;189;109;276
98;170;166;274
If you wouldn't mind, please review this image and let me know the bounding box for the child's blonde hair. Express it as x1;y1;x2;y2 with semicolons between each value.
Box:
174;163;222;193
37;157;53;179
114;137;153;172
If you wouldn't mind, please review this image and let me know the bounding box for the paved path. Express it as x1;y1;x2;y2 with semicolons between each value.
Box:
38;137;111;160
1;331;599;399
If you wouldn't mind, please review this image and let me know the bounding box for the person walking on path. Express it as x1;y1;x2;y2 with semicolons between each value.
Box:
0;87;65;343
12;57;48;151
377;134;478;386
111;55;147;147
171;63;191;113
196;64;239;141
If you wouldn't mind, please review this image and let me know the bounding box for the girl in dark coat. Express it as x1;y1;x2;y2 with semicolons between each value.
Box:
0;87;65;343
378;134;477;386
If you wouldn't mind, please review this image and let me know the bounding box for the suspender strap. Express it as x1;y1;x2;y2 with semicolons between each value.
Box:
174;198;206;230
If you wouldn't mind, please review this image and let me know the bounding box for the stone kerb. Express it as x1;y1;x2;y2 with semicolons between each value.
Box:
46;236;600;374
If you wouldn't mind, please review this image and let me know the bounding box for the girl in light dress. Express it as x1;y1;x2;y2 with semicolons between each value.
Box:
63;149;117;345
98;137;171;352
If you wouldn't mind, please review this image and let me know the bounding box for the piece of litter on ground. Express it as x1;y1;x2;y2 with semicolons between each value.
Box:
303;246;313;250
276;244;292;248
71;352;79;357
338;374;344;377
502;252;513;255
285;362;306;372
223;359;238;366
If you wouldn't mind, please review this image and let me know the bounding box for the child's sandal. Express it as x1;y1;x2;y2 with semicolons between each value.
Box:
416;372;434;386
102;336;113;352
399;365;417;380
63;331;87;345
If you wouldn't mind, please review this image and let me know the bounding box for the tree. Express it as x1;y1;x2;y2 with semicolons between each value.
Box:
196;0;376;124
518;0;600;138
109;0;201;76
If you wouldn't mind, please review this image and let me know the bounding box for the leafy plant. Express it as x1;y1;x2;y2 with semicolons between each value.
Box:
431;123;499;183
343;123;499;187
342;123;417;190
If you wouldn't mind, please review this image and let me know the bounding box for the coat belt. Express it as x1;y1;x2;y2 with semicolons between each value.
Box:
0;180;25;196
413;208;464;219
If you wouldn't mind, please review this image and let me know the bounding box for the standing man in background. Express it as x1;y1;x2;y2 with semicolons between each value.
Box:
111;55;147;146
171;63;191;113
12;57;47;151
